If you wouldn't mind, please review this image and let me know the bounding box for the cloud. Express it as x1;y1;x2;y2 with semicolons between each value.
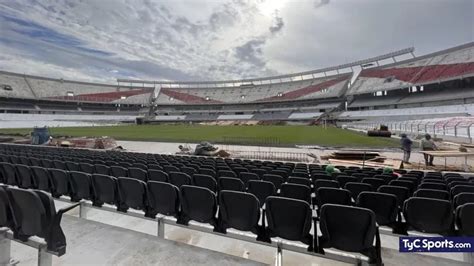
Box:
269;12;285;34
314;0;330;9
0;0;472;83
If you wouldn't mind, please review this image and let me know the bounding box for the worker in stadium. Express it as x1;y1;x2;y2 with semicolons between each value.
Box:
421;134;437;166
400;134;413;164
325;164;341;176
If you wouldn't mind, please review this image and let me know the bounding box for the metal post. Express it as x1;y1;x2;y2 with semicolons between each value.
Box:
0;235;11;265
38;246;52;266
157;217;165;238
79;202;87;219
275;241;283;266
464;249;474;263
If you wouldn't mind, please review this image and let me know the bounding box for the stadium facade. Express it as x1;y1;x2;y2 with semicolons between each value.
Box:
1;42;473;124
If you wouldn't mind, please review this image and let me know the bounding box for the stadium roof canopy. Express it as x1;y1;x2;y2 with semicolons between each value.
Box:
117;48;414;88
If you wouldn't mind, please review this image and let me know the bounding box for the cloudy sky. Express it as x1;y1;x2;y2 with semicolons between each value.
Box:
0;0;472;83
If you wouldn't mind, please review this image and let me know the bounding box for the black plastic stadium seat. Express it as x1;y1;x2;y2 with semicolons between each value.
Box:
128;167;148;182
31;166;52;192
16;164;36;189
192;174;217;192
247;180;276;208
418;182;447;191
48;168;70;198
69;171;93;202
279;183;311;204
377;185;410;208
361;178;386;191
265;196;313;248
345;182;373;201
287;177;311;188
148;169;169;182
356;192;397;227
218;170;237;178
147;181;180;218
0;186;13;229
169;172;192;188
53;160;67;170
218;177;245;192
181;166;197;176
79;162;95;174
388;180;416;194
7;187;80;255
453;192;474;208
91;174;118;207
178;185;218;228
414;189;450;200
110;165;128;178
316;188;352;210
451;185;474;197
0;162;17;186
314;180;340;190
199;168;216;178
262;174;284;190
404;197;454;235
117;177;148;214
218;191;262;237
65;161;80;172
336;175;358;188
319;204;381;265
94;164;111;176
239;172;260;187
456;203;474;236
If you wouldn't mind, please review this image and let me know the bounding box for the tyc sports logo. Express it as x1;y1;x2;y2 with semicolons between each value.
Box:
399;237;474;252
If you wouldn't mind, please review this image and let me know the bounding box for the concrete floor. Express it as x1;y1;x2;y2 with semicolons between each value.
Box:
11;200;465;266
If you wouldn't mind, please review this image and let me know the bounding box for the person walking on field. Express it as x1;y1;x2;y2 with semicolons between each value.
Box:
421;134;437;166
400;134;413;164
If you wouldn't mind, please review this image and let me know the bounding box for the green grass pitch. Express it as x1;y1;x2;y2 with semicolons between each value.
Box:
0;125;399;148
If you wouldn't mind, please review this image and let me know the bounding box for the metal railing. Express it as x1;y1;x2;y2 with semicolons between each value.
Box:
349;117;474;143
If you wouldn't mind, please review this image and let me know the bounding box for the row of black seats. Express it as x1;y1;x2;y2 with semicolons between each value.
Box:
2;160;474;238
0;185;79;255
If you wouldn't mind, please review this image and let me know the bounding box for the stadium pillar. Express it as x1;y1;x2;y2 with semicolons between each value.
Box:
38;246;52;266
0;234;11;265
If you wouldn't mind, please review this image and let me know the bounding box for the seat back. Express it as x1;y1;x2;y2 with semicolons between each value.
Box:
16;164;35;189
218;177;245;192
419;182;447;191
336;175;358;187
345;182;373;201
69;171;93;201
403;197;454;234
456;203;474;236
31;166;51;192
265;196;312;245
239;172;260;187
179;185;217;226
94;164;110;175
287;177;311;187
377;185;410;207
316;188;352;208
356;192;397;226
314;180;340;190
49;168;70;197
247;180;276;207
0;186;13;228
279;183;311;204
91;174;118;206
147;181;179;217
451;185;474;197
453;192;474;208
319;204;376;253
148;169;169;182
219;191;260;234
65;161;80;172
79;163;94;174
361;178;386;190
261;174;284;190
414;189;450;200
169;172;191;188
128;167;148;182
117;177;147;212
110;166;128;178
192;174;217;192
0;162;17;186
